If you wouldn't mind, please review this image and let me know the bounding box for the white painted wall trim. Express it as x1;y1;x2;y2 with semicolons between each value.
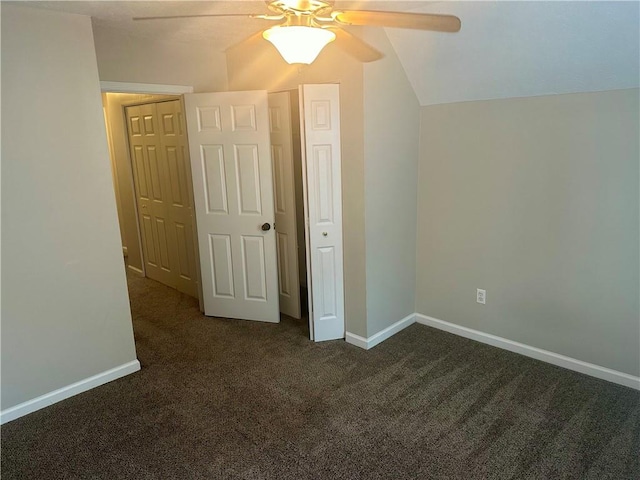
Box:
100;81;193;94
346;313;416;350
127;265;145;277
346;311;639;390
415;314;640;391
0;360;141;424
345;331;368;349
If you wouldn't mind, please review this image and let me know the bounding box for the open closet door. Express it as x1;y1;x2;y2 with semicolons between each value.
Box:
184;91;279;323
268;92;302;320
300;84;345;341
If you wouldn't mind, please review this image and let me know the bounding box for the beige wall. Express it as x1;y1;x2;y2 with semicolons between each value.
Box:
362;28;420;336
1;5;138;409
102;93;175;274
93;24;228;93
227;36;368;336
417;89;640;376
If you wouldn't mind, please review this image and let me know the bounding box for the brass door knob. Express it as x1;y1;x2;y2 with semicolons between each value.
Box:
261;222;272;231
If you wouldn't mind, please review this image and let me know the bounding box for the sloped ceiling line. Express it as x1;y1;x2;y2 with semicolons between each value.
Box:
22;0;640;106
386;1;640;106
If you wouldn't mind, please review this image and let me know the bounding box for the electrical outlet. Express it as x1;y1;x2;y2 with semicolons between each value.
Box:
476;288;486;305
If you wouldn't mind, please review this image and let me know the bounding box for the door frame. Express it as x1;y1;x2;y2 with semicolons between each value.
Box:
121;97;200;293
101;82;204;311
268;89;306;320
100;81;193;95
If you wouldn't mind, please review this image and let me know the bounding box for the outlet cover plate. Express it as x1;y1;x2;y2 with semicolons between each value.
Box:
477;288;486;305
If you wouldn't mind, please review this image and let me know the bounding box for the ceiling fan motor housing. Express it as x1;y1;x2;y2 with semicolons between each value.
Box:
133;2;460;64
267;0;334;16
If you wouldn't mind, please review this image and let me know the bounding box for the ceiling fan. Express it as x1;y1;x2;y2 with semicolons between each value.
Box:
134;0;461;64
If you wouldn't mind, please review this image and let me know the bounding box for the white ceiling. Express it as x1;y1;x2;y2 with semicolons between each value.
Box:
22;1;422;46
18;1;640;106
386;1;640;105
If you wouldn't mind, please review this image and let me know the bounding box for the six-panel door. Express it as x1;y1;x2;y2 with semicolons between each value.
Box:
125;101;198;297
184;91;280;323
156;100;199;298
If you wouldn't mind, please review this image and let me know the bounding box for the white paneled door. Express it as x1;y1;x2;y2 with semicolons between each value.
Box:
126;103;174;288
268;92;301;320
125;101;198;298
184;91;279;323
300;84;345;341
156;100;199;298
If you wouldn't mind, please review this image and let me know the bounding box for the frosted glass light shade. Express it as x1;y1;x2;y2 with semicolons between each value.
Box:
263;26;336;64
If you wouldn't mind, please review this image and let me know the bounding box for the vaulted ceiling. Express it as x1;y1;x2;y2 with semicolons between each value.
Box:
386;1;640;105
20;1;640;106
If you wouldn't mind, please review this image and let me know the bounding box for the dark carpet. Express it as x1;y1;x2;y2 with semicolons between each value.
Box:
2;274;639;479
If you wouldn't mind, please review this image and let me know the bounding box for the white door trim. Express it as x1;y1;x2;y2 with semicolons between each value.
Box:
100;81;193;95
101;82;202;304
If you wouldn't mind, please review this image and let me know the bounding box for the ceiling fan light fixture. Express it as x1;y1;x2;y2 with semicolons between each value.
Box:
263;26;336;64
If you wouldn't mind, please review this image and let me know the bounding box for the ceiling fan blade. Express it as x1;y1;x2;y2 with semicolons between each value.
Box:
133;13;271;21
328;27;383;63
333;11;461;32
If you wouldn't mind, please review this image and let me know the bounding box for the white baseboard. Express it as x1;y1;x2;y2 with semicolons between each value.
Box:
346;313;416;350
127;265;144;277
345;332;368;349
0;360;141;425
415;314;640;391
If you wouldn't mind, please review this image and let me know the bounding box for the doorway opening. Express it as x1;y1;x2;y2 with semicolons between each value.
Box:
102;83;343;341
268;90;309;322
103;93;200;295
